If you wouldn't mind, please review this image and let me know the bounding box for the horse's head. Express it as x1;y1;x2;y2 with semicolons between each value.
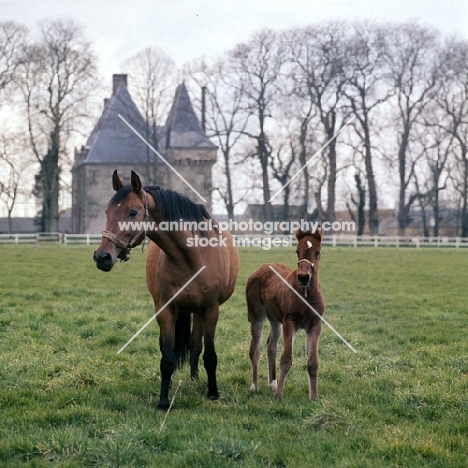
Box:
295;227;323;288
93;170;149;272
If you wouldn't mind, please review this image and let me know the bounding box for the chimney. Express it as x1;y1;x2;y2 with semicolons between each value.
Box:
112;74;127;95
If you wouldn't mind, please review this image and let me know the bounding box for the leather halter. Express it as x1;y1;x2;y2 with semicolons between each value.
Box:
297;258;315;269
101;190;149;262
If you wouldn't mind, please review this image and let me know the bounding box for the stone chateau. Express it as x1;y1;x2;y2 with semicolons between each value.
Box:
71;74;217;234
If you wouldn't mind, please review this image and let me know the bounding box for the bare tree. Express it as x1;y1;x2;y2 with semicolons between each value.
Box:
415;107;453;237
343;22;394;235
384;22;441;235
287;22;349;222
269;138;298;220
0;21;27;101
229;29;286;220
346;172;366;235
186;57;249;219
0;133;31;233
17;19;98;232
122;47;176;184
435;38;468;236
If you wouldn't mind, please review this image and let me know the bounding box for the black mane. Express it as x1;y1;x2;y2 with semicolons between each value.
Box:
108;185;213;224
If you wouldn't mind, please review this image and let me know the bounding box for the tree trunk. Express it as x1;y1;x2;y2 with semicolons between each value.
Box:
397;129;410;236
364;129;378;235
258;130;272;220
41;146;60;232
462;156;468;238
223;149;235;220
326;139;336;222
299;120;309;219
433;168;439;238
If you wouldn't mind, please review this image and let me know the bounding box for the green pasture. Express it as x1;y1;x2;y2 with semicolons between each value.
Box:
0;245;467;467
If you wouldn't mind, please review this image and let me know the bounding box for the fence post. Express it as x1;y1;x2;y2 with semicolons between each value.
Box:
353;236;357;248
332;235;336;247
415;237;420;248
87;234;90;246
456;237;460;248
396;236;399;248
374;236;378;248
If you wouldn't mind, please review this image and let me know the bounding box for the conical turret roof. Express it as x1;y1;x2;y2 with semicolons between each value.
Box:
164;83;216;149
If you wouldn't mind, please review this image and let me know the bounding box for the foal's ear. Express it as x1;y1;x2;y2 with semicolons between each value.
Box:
312;226;324;241
130;171;142;193
295;229;308;241
112;170;124;191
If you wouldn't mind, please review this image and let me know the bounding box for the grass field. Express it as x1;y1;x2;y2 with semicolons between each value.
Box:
0;245;467;467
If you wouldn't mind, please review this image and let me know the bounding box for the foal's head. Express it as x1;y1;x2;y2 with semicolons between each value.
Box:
93;170;148;271
295;228;323;288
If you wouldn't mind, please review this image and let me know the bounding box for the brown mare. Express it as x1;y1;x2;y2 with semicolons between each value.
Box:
246;228;325;401
93;171;240;410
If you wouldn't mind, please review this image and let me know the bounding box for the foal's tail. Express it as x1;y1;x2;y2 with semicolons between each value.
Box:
174;312;191;368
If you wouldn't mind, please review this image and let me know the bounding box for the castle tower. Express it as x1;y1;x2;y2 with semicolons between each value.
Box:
162;83;217;207
71;76;217;233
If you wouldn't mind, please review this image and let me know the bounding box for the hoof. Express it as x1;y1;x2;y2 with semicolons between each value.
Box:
274;393;282;402
158;400;170;411
208;391;219;401
250;383;258;392
269;380;278;390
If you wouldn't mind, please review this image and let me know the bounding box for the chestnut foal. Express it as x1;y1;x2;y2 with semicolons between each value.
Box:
246;228;325;401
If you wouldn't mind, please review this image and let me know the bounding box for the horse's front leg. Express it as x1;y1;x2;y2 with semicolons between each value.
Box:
266;317;282;391
190;314;203;380
156;310;177;411
275;320;295;401
306;322;322;400
202;305;219;400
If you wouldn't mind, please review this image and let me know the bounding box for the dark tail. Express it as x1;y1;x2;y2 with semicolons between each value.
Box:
174;312;191;368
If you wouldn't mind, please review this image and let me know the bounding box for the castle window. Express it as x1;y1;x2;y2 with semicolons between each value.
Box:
89;170;98;185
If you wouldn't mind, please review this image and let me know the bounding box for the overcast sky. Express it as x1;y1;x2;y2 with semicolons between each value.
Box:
1;0;467;216
1;0;467;80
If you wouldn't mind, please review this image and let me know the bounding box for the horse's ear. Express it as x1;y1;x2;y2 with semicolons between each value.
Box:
112;170;124;191
130;171;142;193
295;229;306;241
312;226;324;241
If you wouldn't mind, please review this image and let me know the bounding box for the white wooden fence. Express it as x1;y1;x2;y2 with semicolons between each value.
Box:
1;232;468;248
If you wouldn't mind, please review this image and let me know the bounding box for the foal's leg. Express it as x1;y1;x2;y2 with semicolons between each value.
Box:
249;311;265;391
306;322;322;400
275;320;296;401
266;316;282;390
202;305;220;400
156;310;177;411
190;314;203;380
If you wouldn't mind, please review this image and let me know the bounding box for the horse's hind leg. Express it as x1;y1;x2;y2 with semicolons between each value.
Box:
249;308;266;391
157;311;177;411
190;314;203;380
306;322;322;400
266;316;282;390
202;305;220;400
275;320;295;401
